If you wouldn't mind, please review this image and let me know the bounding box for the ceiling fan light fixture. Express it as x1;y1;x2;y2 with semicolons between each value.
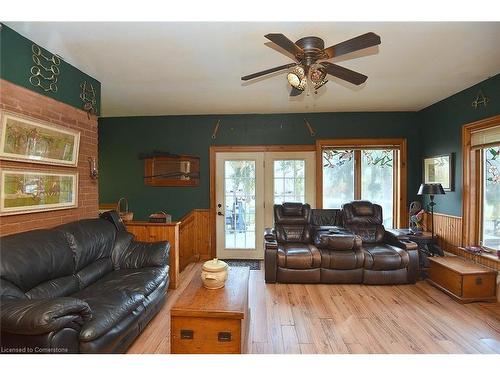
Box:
309;65;327;84
314;78;328;92
287;66;307;90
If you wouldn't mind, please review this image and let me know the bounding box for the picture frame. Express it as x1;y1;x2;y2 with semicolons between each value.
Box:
0;169;78;215
0;110;80;167
423;153;454;191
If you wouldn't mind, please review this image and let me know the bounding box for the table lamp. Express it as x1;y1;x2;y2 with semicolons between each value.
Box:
417;183;445;245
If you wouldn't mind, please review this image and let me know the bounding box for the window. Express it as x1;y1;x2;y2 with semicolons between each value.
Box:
273;160;305;204
482;146;500;250
462;116;500;250
322;148;395;227
224;160;256;249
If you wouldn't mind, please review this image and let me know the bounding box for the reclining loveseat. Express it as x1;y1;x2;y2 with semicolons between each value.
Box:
264;201;419;284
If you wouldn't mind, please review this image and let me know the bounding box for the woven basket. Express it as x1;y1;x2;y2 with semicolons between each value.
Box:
117;197;133;221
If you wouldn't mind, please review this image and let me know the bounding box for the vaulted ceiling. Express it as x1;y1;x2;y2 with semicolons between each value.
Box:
6;22;500;117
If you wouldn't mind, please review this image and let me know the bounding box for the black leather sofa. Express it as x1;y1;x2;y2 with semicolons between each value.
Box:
0;218;170;353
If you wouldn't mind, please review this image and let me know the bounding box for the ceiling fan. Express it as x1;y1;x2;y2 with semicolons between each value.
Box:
241;32;381;96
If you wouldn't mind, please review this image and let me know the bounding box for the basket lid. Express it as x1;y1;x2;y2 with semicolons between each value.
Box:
202;258;228;272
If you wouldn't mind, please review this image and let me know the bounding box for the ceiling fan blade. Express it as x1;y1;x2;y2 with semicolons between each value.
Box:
321;62;368;85
290;87;303;97
322;32;381;59
241;63;297;81
264;33;304;58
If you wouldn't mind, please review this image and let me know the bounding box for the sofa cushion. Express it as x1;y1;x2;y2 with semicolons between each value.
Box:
25;275;80;300
56;219;116;272
89;267;169;297
75;258;114;289
363;244;410;271
0;229;74;294
320;248;364;270
277;243;321;269
72;287;144;342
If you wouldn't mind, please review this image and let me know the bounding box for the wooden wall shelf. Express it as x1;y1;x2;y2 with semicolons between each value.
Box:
144;155;200;187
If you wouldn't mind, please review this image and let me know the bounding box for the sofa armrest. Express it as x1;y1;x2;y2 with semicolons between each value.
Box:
119;240;170;269
1;297;92;335
384;231;418;250
264;228;276;242
264;229;278;283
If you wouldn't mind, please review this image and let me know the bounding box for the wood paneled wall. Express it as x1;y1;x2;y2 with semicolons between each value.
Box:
179;209;211;270
424;211;499;271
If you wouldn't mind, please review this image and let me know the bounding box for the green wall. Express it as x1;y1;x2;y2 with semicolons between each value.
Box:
420;73;500;217
99;112;421;220
0;24;101;114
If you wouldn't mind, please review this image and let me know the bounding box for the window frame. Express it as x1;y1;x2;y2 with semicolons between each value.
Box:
316;138;407;228
462;115;500;248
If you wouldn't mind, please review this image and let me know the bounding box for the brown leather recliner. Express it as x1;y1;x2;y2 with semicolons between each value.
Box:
342;201;419;284
264;203;321;283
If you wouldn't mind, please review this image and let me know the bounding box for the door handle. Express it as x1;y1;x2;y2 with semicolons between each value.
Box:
217;211;224;216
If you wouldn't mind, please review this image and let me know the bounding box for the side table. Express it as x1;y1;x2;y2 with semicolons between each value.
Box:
387;229;441;279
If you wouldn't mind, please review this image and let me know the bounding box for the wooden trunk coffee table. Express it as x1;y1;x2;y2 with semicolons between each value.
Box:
170;267;250;354
428;256;497;303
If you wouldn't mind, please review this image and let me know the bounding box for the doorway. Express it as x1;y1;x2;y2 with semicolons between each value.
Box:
214;149;315;259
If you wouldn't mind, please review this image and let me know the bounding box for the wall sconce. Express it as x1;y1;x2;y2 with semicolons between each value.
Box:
88;157;98;179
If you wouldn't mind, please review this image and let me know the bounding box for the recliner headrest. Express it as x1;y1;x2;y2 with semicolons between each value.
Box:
274;203;311;225
342;201;383;226
351;201;375;216
282;202;304;216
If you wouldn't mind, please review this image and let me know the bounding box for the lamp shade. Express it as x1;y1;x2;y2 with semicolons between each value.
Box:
417;183;446;196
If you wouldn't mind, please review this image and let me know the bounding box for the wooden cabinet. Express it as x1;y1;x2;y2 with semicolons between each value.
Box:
428;256;497;303
125;221;180;289
171;267;250;354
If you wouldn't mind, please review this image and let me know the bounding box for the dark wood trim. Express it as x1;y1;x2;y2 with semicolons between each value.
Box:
462;114;500;247
354;150;362;200
315;138;408;228
209;144;315;258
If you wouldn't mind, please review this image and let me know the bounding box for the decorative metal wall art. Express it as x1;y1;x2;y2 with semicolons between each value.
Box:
29;44;60;93
472;89;489;109
304;119;316;137
80;81;97;116
211;119;221;139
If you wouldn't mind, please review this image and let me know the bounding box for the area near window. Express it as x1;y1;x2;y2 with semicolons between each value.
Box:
316;139;407;228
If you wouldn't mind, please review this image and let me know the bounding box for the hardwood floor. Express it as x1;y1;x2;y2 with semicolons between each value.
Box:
127;262;500;354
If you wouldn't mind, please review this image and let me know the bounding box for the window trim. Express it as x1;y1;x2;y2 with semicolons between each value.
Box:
462;115;500;247
316;138;408;228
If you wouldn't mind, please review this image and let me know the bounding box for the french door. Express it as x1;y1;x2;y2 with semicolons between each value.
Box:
215;151;315;259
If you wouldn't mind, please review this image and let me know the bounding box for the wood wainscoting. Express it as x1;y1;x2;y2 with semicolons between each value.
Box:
424;211;499;271
179;209;211;270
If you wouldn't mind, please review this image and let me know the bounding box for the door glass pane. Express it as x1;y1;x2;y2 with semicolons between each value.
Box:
322;149;354;208
273;160;306;204
361;149;394;227
224;160;256;249
482;146;500;250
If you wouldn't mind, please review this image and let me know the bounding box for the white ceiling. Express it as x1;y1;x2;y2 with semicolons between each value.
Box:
6;22;500;117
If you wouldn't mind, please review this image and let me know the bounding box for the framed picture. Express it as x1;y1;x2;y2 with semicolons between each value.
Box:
0;110;80;167
423;153;454;191
0;169;78;215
